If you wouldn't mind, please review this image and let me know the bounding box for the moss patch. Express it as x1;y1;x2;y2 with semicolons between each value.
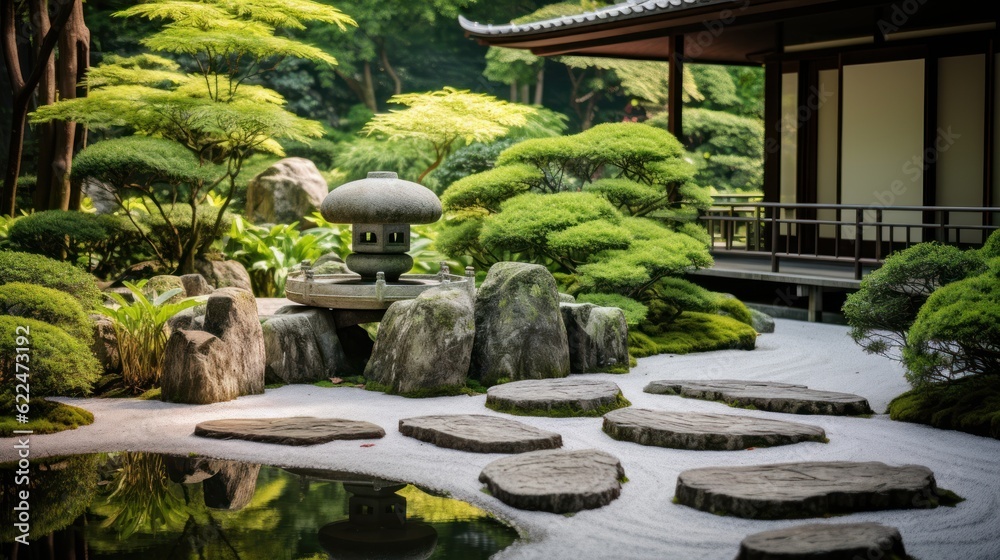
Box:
485;392;631;418
0;399;93;436
888;377;1000;439
629;312;757;357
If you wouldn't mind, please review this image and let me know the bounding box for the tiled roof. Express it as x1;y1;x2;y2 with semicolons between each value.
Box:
458;0;731;37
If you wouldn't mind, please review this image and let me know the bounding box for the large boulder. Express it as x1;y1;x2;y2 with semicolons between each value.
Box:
470;262;570;384
365;286;475;395
180;273;214;297
161;288;265;404
245;157;328;224
81;178;118;214
195;259;253;292
262;306;350;384
90;314;120;374
560;303;629;373
750;308;776;333
144;275;185;304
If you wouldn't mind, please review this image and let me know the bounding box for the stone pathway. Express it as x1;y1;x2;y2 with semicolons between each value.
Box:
644;379;872;415
737;522;906;560
399;414;562;453
675;461;940;519
485;378;629;417
194;417;385;446
602;408;827;450
479;449;625;513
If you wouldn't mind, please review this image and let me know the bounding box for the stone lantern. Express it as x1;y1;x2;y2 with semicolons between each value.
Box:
320;171;442;282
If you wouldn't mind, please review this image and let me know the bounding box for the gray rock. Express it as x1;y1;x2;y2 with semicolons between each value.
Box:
737;522;906;560
558;293;576;303
180;273;214;297
750;308;775;333
560;303;629;373
365;286;475;395
163;455;219;485
486;378;628;417
194;417;385;446
195;259;253;292
675;461;941;519
81;178;118;214
602;409;827;451
644;380;873;416
470;262;570;384
314;252;345;268
262;306;349;384
161;288;265;404
399;414;562;453
246;157;329;224
202;460;260;511
167;302;207;334
89;314;120;374
144;275;185;304
479;449;625;513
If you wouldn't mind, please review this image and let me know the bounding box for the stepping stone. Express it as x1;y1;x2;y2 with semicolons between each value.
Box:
399;414;562;453
644;379;872;416
603;408;827;450
194;417;385;446
737;522;907;560
675;461;940;519
486;378;629;417
479;449;625;513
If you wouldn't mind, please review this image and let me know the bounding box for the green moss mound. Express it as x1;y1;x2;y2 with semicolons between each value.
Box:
0;316;102;401
629;312;757;357
888;377;1000;439
485;392;631;418
0;251;103;309
0;399;94;436
0;282;94;341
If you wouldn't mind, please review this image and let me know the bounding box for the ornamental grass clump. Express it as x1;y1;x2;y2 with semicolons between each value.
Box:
100;281;202;392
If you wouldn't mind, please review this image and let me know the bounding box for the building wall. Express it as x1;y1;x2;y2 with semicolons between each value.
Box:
780;71;798;234
816;68;839;238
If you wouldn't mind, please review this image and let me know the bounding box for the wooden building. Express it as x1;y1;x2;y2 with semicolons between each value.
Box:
460;0;999;320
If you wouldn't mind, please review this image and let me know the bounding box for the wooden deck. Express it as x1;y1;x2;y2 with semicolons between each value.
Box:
691;254;874;290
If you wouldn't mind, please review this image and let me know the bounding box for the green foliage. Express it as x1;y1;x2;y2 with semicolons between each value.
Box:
332;136;434;184
362;88;538;182
7;210;141;277
888;376;1000;439
0;317;101;402
434;140;516;190
223;216;348;296
71;136;218;187
902;269;1000;386
0;282;93;342
0;399;94;437
628;312;757;357
843;242;984;362
577;293;649;327
100;281;203;392
135;204;235;266
0;251;103;309
0;454;100;540
716;296;753;326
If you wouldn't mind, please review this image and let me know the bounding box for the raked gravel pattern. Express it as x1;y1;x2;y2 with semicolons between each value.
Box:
5;319;1000;560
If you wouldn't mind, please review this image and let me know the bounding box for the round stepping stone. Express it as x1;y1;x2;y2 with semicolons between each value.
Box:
675;461;940;519
399;414;562;453
485;378;629;417
603;408;827;450
194;417;385;446
737;522;907;560
644;379;872;416
479;449;625;513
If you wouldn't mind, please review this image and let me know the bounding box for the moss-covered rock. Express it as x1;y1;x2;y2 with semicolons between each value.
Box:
144;275;186;304
0;316;101;402
365;286;476;396
0;399;94;436
888;377;1000;439
560;303;629;373
629;312;757;357
470;262;570;385
749;308;775;333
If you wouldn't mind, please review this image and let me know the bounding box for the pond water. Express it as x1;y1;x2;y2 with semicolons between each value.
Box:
1;452;518;560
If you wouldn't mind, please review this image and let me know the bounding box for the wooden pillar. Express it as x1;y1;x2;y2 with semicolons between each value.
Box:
668;34;684;138
984;38;995;226
763;61;782;204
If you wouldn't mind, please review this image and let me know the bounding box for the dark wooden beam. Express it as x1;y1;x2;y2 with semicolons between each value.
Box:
763;61;783;204
668;34;684;139
922;49;939;239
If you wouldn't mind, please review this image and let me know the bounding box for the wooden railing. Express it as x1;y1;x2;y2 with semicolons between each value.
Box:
701;203;1000;279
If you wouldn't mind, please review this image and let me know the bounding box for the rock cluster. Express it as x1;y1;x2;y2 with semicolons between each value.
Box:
245;157;329;224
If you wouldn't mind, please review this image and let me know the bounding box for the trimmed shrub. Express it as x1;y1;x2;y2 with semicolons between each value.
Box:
0;251;103;309
0;316;101;403
136;204;234;265
0;282;93;341
7;210;140;277
888;376;1000;439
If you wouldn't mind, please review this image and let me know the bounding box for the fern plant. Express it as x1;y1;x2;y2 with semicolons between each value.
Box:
100;280;203;393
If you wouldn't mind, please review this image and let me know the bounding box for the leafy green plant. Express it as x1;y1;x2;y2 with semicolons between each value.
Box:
0;282;93;342
7;210;140;277
0;317;101;405
101;452;189;540
99;280;203;393
0;250;103;309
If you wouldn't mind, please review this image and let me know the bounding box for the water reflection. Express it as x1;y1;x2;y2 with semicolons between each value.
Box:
1;452;517;560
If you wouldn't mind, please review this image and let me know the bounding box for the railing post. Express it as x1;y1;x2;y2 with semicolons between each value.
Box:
875;208;883;262
854;208;863;280
770;206;779;273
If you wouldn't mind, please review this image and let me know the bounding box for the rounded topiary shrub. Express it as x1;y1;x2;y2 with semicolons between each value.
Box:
0;316;101;402
7;210;141;277
0;251;103;309
0;282;93;341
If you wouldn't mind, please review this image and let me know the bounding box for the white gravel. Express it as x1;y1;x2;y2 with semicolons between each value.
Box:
4;319;1000;559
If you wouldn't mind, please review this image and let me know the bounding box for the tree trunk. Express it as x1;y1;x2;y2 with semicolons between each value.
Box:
378;42;401;96
519;83;530;105
509;81;517;102
33;0;56;209
533;68;544;105
48;0;88;211
361;61;376;112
